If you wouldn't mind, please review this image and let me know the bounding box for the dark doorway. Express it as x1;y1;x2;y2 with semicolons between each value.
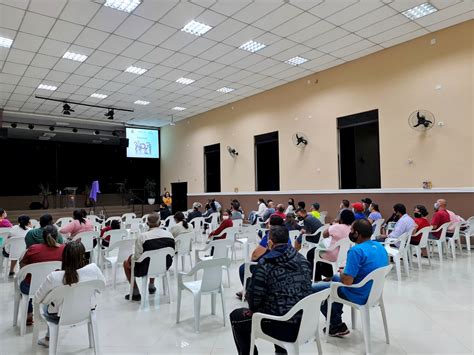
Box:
255;131;280;191
171;182;187;212
338;109;381;189
204;143;221;192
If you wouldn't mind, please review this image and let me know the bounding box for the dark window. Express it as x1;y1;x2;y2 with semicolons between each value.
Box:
204;143;221;193
255;131;280;191
338;109;381;189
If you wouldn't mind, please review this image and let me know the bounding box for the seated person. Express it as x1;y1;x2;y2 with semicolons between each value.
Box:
123;213;175;301
284;212;301;232
261;201;276;223
271;204;286;220
297;201;306;210
377;203;415;246
230;201;244;220
361;197;372;217
248;199;267;225
313;219;388;337
0;208;13;228
98;219;121;248
34;241;105;348
352;202;366;220
59;209;93;239
2;215;31;277
230;226;313;355
19;225;64;326
208;209;233;241
169;211;193;238
411;205;431;245
310;202;321;220
430;199;450;239
438;199;462;237
312;209;355;282
186;202;202;222
25;214;65;248
334;199;351;223
367;203;382;223
294;208;323;251
157;202;172;223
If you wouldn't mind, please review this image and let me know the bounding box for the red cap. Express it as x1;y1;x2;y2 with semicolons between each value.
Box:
352;202;364;212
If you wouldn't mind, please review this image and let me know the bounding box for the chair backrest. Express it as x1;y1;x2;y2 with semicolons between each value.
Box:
196;257;231;293
105;216;122;225
289;230;300;241
108;239;135;263
451;221;463;240
190;217;204;229
41;279;105;326
73;231;99;252
165;215;176;227
210;212;220;227
302;224;327;245
364;265;393;306
437;222;451;241
138;247;174;277
416;226;433;248
104;229;128;246
129;218;143;232
55;217;73;228
238;229;258;244
334;238;353;267
17;261;62;296
142;214;150;223
7;236;26;259
122;213;137;223
175;232;194;255
30;219;40;229
371;218;385;239
319;211;328;224
0;227;12;240
395;232;410;254
209;238;233;259
86;215;100;223
233;219;243;231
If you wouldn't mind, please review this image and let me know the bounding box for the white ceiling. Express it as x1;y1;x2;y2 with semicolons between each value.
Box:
0;0;472;127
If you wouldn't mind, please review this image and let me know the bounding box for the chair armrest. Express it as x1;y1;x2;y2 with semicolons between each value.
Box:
382;238;399;245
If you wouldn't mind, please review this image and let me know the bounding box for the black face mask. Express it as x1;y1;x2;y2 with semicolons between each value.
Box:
393;213;400;222
414;212;422;218
349;231;358;243
297;216;304;221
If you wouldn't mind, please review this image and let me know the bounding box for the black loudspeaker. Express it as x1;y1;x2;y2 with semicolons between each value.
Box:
119;138;129;148
29;202;43;210
0;128;7;139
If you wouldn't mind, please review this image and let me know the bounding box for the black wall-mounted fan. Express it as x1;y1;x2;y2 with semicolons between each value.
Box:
227;146;238;157
408;110;435;131
292;132;308;147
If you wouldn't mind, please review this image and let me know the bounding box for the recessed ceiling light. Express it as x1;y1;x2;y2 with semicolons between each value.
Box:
176;77;195;85
402;2;438;20
181;20;213;36
239;40;266;53
91;93;107;99
125;66;147;75
0;36;13;48
285;56;308;66
63;51;88;62
104;0;141;13
172;106;186;111
92;140;103;144
38;84;57;91
134;100;150;105
217;87;235;94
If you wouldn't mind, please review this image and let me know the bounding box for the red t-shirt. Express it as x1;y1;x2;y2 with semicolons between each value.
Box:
100;226;112;241
21;243;64;283
431;209;450;238
209;218;233;239
271;211;287;219
412;217;431;242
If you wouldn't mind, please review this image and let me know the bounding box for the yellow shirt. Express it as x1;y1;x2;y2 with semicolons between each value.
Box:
163;196;172;206
311;211;321;219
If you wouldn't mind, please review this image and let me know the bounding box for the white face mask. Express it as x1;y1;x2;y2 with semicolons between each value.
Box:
222;215;229;220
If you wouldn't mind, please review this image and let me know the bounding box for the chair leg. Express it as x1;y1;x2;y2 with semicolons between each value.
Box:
49;323;59;355
416;247;422;269
220;286;226;326
13;288;20;327
176;289;181;323
380;299;390;344
325;299;333;342
88;321;94;348
351;307;356;329
360;307;372;355
408;246;413;269
403;253;410;276
91;313;100;355
112;262;117;289
211;292;216;315
166;273;172;304
141;277;147;305
437;241;443;263
19;296;28;336
457;239;463;255
315;328;323;354
193;293;201;333
250;336;256;355
181;255;185;271
394;258;401;281
174;258;178;279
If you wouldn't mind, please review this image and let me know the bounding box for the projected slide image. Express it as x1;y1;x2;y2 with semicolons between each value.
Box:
126;128;159;159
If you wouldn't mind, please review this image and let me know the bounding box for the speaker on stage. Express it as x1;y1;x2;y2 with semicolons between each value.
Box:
119;138;129;148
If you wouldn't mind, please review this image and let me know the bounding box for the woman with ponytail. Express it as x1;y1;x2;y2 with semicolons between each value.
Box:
169;211;193;238
34;241;105;348
59;209;93;239
18;225;65;326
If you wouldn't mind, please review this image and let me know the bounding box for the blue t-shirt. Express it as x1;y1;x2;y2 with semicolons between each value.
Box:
339;240;388;305
354;212;366;220
368;211;382;221
259;231;292;248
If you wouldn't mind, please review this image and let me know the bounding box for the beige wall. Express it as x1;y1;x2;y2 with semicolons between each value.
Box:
161;21;474;194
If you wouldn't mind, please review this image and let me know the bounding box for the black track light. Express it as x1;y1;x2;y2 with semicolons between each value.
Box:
62;103;74;115
104;109;114;120
11;123;17;128
72;128;78;133
112;130;118;137
49;126;55;131
94;130;100;135
28;124;34;130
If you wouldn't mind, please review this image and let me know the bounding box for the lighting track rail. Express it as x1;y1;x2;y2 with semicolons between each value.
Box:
35;95;134;112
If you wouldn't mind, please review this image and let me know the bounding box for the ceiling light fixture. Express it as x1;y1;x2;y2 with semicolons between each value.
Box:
49;126;55;131
172;106;186;111
176;77;195;85
239;40;266;53
169;114;176;126
10;123;17;128
90;93;108;99
28;124;34;130
62;103;74;115
72;128;78;133
0;36;13;48
216;87;235;94
285;56;308;66
125;66;147;75
94;130;100;135
104;109;115;120
38;84;57;91
63;51;88;62
402;2;438;20
104;0;141;13
134;100;150;105
181;20;213;36
112;130;119;137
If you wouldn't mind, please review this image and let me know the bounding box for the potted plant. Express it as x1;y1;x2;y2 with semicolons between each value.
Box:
144;179;157;205
39;183;51;209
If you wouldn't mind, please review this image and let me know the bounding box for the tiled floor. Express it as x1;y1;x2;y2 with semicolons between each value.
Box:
0;245;472;355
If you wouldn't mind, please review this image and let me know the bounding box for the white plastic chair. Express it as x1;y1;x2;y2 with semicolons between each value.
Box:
242;261;258;304
448;221;463;259
313;238;352;281
428;222;450;262
300;225;328;253
30;219;40;229
33;279;105;355
319;211;328;224
190;217;205;242
54;217;73;228
460;217;473;254
128;218;143;237
409;226;432;269
203;212;220;231
98;229;128;268
384;232;410;281
236;229;259;262
13;261;62;336
130;247;174;305
0;227;12;244
121;212;137;228
175;232;194;274
251;289;330;355
86;215;101;223
141;214;150;223
105;216;121;225
104;239;134;289
233;218;243;232
195;238;233;287
3;236;26;279
371;219;385;240
176;257;231;333
326;265;393;355
73;231;99;263
163;215;176;228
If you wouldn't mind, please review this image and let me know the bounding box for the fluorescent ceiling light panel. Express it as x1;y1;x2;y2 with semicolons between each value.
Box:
38;84;57;91
0;36;13;48
176;77;195;85
402;2;438;20
90;93;107;99
63;51;88;62
181;20;213;36
217;87;235;93
134;100;150;105
239;40;266;53
172;106;186;111
285;56;308;66
104;0;141;13
125;66;147;75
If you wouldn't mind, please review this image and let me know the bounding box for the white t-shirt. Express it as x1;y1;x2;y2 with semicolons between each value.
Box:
4;225;30;253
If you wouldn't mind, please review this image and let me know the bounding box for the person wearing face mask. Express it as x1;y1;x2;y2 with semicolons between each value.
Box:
312;219;388;337
411;205;431;245
367;203;382;224
294;208;323;251
208;209;233;241
248;198;267;225
430;199;450;239
285;198;295;214
361;198;372;217
377;203;415;247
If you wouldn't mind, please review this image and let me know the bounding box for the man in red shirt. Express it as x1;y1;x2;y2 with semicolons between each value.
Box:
430;199;450;239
